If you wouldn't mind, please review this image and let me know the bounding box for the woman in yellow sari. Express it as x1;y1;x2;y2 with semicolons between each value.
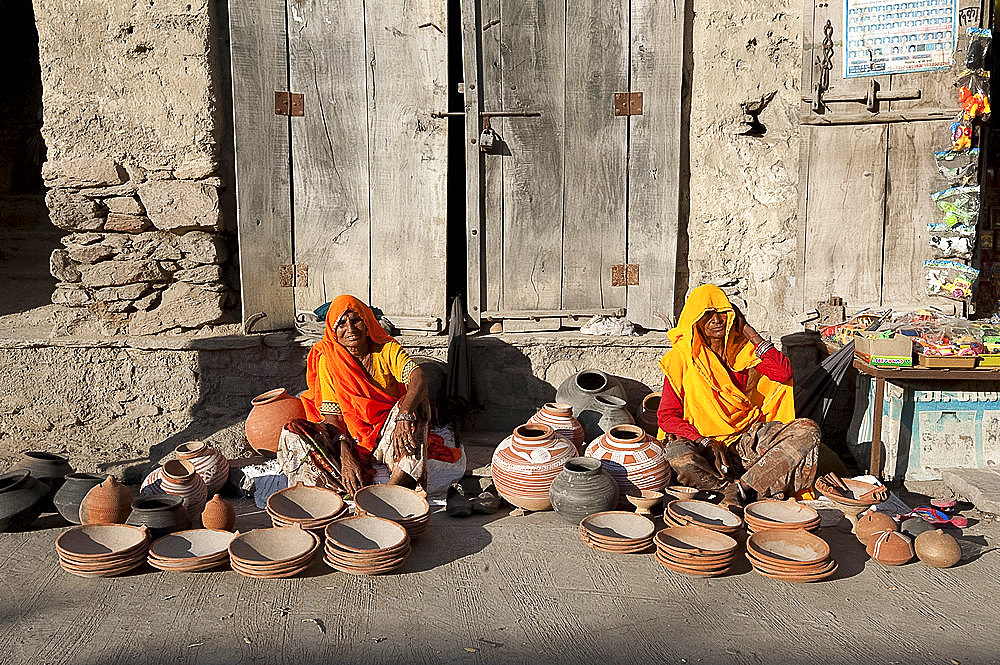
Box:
656;284;820;503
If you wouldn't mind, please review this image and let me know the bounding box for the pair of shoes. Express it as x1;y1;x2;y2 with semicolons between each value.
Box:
446;482;502;517
470;484;500;515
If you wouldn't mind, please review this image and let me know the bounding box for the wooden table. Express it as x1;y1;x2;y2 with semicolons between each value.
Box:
853;357;1000;479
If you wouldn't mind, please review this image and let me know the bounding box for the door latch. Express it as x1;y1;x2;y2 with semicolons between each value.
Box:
803;78;921;114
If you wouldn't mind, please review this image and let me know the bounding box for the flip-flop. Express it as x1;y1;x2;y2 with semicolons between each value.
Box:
896;506;968;528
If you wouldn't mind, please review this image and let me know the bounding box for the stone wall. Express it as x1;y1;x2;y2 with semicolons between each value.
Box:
33;0;235;335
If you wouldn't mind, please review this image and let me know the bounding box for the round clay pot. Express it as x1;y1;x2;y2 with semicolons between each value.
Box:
201;494;236;531
140;460;208;520
10;451;75;509
585;424;670;497
175;440;230;495
555;369;627;440
636;392;661;437
491;424;577;511
549;457;619;524
245;388;306;456
866;529;914;566
591;395;635;434
528;403;585;449
914;529;962;568
53;473;107;525
79;476;134;525
0;470;49;532
126;494;191;539
855;510;898;546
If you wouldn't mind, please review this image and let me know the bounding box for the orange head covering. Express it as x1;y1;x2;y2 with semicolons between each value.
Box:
658;284;794;443
300;295;402;451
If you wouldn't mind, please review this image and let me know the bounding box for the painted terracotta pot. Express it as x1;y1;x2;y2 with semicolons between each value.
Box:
855;510;898;546
549;457;619;524
0;470;48;532
867;529;914;566
201;494;237;531
10;451;75;509
141;460;208;519
528;402;584;449
175;440;230;495
585;424;670;497
245;388;306;455
126;494;190;540
79;476;134;525
53;473;107;525
636;392;661;437
491;424;577;511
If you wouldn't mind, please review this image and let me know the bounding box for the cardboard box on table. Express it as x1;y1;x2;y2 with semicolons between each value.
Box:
853;334;914;368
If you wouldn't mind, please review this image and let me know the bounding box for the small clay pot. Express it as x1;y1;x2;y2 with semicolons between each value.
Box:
201;494;236;531
10;451;75;509
53;473;107;525
79;476;134;525
141;460;208;520
914;529;962;568
636;393;661;437
855;510;898;546
866;530;914;566
126;494;190;539
0;470;49;532
175;441;230;495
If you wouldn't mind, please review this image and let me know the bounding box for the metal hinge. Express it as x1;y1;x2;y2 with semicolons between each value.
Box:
610;264;639;286
274;91;304;117
613;92;643;116
279;264;309;287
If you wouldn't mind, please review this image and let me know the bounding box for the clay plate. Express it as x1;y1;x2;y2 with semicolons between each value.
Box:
666;500;742;532
580;511;655;540
654;526;738;554
354;484;430;522
266;483;346;521
751;559;838;583
56;524;149;559
150;529;235;561
747;529;830;565
229;525;317;564
656;556;731;577
324;515;410;553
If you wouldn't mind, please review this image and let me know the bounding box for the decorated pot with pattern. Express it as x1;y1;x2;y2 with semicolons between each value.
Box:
585;424;670;496
528;402;584;450
141;460;208;520
491;424;577;512
175;441;230;495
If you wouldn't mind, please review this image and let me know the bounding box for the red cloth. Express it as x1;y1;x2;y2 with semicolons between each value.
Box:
428;431;463;464
657;346;793;440
299;295;401;452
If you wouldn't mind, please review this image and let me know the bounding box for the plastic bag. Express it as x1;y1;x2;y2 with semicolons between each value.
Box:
965;27;992;71
924;259;980;300
927;220;977;237
928;233;975;259
949;114;974;151
956;70;991;121
931;185;980;225
934;148;979;186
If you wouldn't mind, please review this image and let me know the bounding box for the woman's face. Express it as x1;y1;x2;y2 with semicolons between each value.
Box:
334;308;368;348
697;310;728;342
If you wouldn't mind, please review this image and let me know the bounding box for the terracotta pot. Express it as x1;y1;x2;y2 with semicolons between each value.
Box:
585;424;670;497
79;476;134;525
555;369;627;440
528;403;584;449
491;424;577;511
140;460;208;519
53;473;107;525
636;393;661;437
175;441;230;495
245;388;306;455
0;470;49;532
855;510;898;546
866;529;914;566
126;494;191;539
549;457;619;524
914;529;962;568
201;494;237;531
10;451;75;509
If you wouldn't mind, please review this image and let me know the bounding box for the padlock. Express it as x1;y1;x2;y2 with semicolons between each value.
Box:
479;125;496;152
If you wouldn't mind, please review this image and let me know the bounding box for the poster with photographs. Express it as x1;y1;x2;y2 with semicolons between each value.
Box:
845;0;958;77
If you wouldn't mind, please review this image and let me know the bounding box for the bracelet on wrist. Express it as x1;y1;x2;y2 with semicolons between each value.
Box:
394;412;417;423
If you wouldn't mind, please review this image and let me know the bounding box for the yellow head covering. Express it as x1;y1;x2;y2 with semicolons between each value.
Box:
658;284;794;443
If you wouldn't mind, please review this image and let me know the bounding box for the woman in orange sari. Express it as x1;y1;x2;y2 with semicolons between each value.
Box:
278;295;430;493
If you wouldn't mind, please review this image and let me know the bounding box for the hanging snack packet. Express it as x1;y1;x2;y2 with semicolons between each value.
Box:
931;185;980;226
965;28;992;72
924;259;980;300
928;233;975;260
927;220;977;237
934;148;979;185
956;70;991;121
950;114;974;151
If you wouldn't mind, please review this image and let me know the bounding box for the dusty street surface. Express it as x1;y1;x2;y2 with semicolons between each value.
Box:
0;491;997;665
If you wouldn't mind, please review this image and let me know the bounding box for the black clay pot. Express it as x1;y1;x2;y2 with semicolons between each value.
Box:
126;494;191;539
9;452;75;510
549;457;619;524
53;473;107;525
0;470;49;532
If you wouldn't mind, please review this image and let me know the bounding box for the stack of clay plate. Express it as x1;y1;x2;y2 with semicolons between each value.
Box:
664;499;743;536
228;525;320;578
743;499;820;533
56;523;150;577
323;515;411;575
746;529;837;582
654;525;739;577
353;484;431;539
578;511;655;554
266;482;347;533
147;529;234;572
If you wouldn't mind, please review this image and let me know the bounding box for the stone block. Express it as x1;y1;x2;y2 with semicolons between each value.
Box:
51;284;91;306
100;300;134;313
45;188;105;231
61;232;103;246
127;282;225;334
105;196;145;215
175;231;228;264
80;260;169;288
66;243;115;264
134;290;162;311
174;156;217;180
138;180;222;232
42;157;127;189
49;249;81;282
175;265;222;283
942;468;1000;514
104;213;152;233
93;283;153;302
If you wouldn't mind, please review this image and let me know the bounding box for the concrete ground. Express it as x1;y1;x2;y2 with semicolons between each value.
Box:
1;468;998;665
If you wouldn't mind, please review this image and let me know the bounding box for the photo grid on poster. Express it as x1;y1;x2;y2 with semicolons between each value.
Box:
845;0;958;77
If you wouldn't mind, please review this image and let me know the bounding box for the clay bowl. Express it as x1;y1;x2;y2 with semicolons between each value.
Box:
266;483;345;522
231;558;313;579
752;558;838;583
149;529;235;562
625;490;664;515
745;550;830;575
60;557;146;578
229;525;318;565
324;515;410;554
655;548;734;571
147;556;228;572
580;511;655;541
232;543;319;575
579;532;654;554
814;477;883;506
744;500;819;528
325;542;412;566
323;552;409;575
268;503;348;531
325;532;412;559
654;525;739;555
354;484;430;521
666;500;742;534
656;556;731;577
747;529;830;566
59;548;148;572
581;532;654;550
663;485;700;502
56;524;150;561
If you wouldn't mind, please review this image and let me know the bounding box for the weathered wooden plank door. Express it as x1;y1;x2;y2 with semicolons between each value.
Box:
798;0;985;313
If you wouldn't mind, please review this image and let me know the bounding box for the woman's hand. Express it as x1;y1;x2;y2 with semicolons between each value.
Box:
731;304;763;346
706;440;740;482
340;438;365;495
390;420;417;463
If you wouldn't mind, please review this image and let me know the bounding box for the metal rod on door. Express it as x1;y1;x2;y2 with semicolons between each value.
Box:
430;111;543;118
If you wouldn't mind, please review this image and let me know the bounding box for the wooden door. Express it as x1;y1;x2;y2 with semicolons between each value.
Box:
798;0;985;314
